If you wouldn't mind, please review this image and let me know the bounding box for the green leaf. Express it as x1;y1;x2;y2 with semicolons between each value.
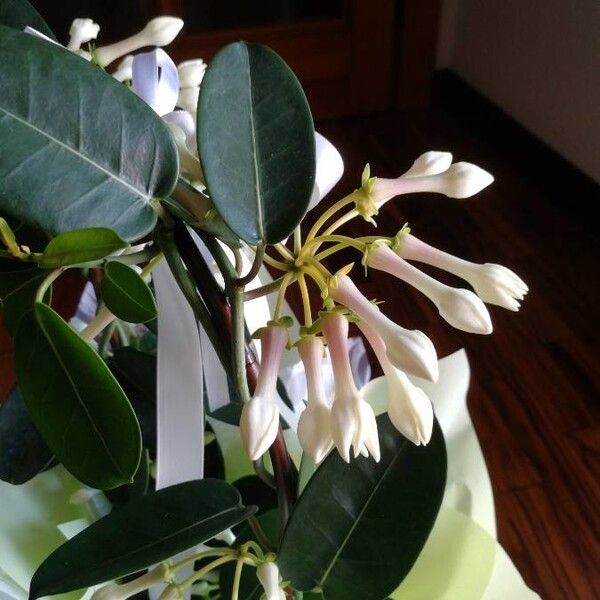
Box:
40;228;129;268
13;303;142;489
198;42;315;245
0;386;53;484
0;26;178;241
107;347;157;456
101;261;157;323
0;0;56;40
103;448;150;509
0;262;46;334
278;417;447;600
29;479;257;599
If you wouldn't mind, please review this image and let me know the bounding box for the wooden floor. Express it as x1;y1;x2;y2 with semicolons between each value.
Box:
297;72;600;600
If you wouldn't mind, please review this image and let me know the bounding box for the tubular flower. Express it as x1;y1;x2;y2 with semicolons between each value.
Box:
397;234;528;311
358;321;433;445
90;565;169;600
256;562;286;600
296;335;334;463
322;314;380;462
371;161;494;207
328;274;438;381
94;17;184;67
365;243;493;335
240;325;287;460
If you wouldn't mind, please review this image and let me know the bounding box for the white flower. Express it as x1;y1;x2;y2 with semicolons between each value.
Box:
468;263;528;310
177;86;200;116
296;335;334;463
256;562;286;600
366;243;493;335
163;117;203;181
112;55;134;82
322;314;380;462
177;59;207;88
67;18;100;51
95;17;183;67
402;151;453;178
358;321;433;445
91;566;169;600
328;274;438;381
240;325;287;460
371;161;494;206
397;234;528;311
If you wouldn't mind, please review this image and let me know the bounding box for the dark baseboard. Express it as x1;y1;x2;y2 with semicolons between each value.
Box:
432;69;598;205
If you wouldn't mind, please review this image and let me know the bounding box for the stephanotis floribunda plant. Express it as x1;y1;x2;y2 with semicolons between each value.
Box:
0;4;528;600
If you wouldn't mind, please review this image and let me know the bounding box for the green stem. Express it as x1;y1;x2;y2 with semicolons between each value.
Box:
231;558;244;600
235;244;265;287
244;276;286;301
35;268;63;304
178;556;239;591
230;285;252;405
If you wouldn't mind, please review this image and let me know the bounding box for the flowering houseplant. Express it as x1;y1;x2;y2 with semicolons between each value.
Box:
0;3;532;600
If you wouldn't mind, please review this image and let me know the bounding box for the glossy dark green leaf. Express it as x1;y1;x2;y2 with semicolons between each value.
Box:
0;26;178;241
198;42;315;245
0;0;56;40
0;386;53;484
101;261;157;323
14;303;142;489
104;448;150;509
219;510;279;600
107;347;157;457
40;228;129;268
29;479;257;599
0;262;46;334
278;417;447;600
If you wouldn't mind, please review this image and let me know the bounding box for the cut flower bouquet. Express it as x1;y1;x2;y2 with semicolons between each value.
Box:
0;3;538;600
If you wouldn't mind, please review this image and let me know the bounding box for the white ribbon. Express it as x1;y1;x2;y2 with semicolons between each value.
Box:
153;260;204;488
132;49;179;116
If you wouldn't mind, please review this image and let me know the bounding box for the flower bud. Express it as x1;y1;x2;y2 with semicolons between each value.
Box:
240;396;279;461
465;263;528;311
112;55;134;82
177;59;207;88
177;86;200;116
358;321;433;445
436;288;493;334
67;18;100;51
371;161;493;206
95;17;184;67
240;325;287;460
297;336;334;463
366;243;492;335
256;562;286;600
402;151;453;177
397;234;528;311
322;314;380;462
328;274;438;381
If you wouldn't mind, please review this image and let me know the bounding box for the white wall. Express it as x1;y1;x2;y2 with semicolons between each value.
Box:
437;0;600;183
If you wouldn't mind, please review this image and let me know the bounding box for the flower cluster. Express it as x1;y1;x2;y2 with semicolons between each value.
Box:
241;151;528;464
